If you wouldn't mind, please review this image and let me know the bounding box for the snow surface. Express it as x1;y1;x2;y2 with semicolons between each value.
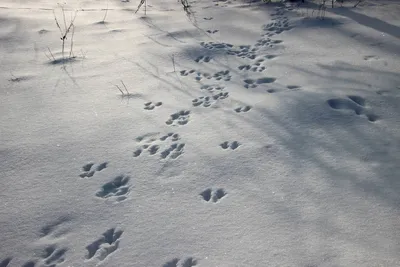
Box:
1;0;400;266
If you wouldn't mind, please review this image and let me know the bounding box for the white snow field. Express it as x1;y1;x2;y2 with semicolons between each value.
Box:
1;0;399;266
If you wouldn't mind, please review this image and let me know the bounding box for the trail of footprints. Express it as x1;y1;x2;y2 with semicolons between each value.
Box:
180;69;231;82
7;6;384;267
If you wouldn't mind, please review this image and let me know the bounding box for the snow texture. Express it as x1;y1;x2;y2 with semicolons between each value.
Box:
0;0;399;266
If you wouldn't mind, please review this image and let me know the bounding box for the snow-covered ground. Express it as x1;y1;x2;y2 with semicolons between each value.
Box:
1;0;399;266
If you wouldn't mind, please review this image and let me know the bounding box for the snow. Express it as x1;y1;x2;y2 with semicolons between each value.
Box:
1;0;399;266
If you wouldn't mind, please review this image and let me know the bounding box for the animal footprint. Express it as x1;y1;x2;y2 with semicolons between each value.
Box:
200;84;225;93
79;162;108;178
287;85;301;91
40;217;71;240
200;41;233;50
211;70;231;81
200;188;227;203
166;110;190;126
133;132;184;160
193;70;231;82
262;19;292;35
96;175;131;202
40;245;67;267
86;228;123;262
160;143;185;160
144;101;162;110
206;29;218;34
234;106;251;113
192;96;212;107
195;55;212;63
180;69;196;76
327;95;378;122
244;77;276;89
220;141;240;150
363;55;379;61
163;257;197;267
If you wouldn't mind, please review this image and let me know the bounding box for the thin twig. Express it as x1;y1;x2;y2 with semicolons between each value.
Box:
121;80;129;95
115;85;125;95
69;24;75;58
47;47;56;61
61;5;67;31
135;0;146;14
103;0;109;22
171;54;176;72
354;0;363;7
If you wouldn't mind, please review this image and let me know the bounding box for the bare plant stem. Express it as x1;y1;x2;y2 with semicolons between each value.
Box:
69;24;75;58
354;0;363;7
103;0;109;22
47;47;56;61
121;80;129;95
115;85;124;95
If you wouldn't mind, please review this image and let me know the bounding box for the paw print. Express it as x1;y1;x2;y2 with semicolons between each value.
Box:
200;188;227;203
79;162;108;178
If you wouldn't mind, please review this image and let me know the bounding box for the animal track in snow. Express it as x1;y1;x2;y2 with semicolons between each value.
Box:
181;69;231;82
206;29;218;34
200;41;259;60
79;162;108;178
0;258;12;267
144;101;162;110
200;41;233;50
39;245;67;267
86;228;123;262
376;86;400;96
195;55;212;63
254;37;283;49
200;188;227;203
133;132;184;160
363;55;379;61
192;92;229;107
166;110;191;126
262;17;292;36
96;175;131;202
40;217;71;240
200;84;225;93
160;143;185;160
234;106;251;113
238;58;267;73
163;257;197;267
287;85;301;91
220;141;240;150
327;95;378;122
244;77;276;89
179;69;196;76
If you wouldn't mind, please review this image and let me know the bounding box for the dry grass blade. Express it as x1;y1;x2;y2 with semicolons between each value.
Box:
135;0;146;14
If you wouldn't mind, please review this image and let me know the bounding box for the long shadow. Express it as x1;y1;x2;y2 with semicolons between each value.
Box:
307;2;400;39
